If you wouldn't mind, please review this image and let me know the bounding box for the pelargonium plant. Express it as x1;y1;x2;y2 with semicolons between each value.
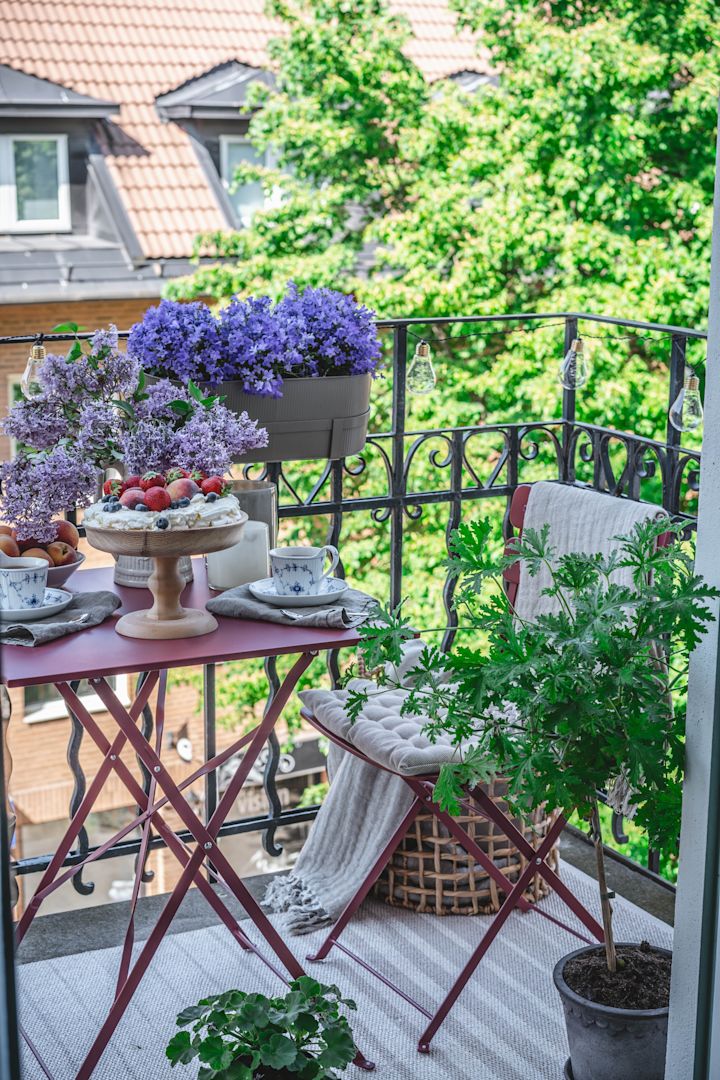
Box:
0;327;268;540
352;517;717;975
128;284;382;396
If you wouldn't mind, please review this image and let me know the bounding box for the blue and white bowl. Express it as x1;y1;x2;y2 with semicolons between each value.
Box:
0;556;49;612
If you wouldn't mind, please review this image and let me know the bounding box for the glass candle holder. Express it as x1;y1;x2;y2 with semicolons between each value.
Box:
206;520;270;591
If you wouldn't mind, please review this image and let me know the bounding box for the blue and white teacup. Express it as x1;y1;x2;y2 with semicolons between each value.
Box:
0;556;49;611
269;545;340;597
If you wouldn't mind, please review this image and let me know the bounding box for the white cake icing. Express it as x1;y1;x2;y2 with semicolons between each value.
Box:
84;493;243;531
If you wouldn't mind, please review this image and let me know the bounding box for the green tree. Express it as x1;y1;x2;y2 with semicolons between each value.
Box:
167;0;718;439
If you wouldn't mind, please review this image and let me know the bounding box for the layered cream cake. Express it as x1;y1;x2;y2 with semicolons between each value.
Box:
84;493;243;532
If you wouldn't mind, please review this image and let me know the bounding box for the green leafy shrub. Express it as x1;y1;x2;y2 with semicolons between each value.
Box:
167;977;356;1079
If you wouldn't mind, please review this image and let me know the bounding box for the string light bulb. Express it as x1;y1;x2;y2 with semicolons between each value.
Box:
20;337;46;399
557;337;591;389
407;340;436;395
669;370;703;433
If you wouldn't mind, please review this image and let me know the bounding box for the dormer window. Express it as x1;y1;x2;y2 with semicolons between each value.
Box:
220;135;266;227
0;133;70;231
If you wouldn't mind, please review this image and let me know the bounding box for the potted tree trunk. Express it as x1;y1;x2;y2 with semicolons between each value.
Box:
128;286;382;463
166;976;358;1079
350;515;717;1080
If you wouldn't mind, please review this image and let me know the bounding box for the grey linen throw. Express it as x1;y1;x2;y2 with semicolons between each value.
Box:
513;482;666;623
0;591;121;647
264;483;667;934
206;584;377;629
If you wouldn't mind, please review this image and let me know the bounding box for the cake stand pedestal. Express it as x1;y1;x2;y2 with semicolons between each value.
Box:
85;517;247;639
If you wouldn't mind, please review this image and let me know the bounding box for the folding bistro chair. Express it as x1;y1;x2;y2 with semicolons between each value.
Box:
299;484;610;1053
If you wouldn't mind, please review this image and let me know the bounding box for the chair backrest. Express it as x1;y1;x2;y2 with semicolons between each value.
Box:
502;483;671;608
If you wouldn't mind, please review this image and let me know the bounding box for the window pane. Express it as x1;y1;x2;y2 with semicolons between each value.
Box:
24;677;118;717
224;140;264;225
13;139;60;222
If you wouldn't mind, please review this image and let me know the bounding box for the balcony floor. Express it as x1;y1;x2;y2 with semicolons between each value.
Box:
17;858;672;1080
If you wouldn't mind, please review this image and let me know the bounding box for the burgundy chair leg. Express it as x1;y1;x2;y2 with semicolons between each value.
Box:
308;797;423;962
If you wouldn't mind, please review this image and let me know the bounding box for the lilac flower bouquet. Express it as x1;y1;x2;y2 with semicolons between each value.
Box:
1;327;268;540
128;285;382;397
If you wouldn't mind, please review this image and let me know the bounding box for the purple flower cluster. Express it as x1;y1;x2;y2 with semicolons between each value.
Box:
275;282;382;380
127;300;224;385
128;286;382;396
217;295;289;396
118;379;267;475
0;446;96;542
3;398;68;450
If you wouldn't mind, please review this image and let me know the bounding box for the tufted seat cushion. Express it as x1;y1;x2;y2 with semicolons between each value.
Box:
299;651;467;776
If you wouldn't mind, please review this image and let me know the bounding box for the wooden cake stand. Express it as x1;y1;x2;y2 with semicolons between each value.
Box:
85;515;247;639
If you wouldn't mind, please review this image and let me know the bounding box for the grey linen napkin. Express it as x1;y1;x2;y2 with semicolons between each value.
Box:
206;584;377;628
0;591;121;647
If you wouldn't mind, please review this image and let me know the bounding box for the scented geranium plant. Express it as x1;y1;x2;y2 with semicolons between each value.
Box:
0;326;267;540
129;284;382;396
351;517;717;974
166;977;357;1080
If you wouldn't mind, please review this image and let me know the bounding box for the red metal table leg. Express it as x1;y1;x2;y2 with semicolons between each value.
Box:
15;671;160;946
66;654;324;1079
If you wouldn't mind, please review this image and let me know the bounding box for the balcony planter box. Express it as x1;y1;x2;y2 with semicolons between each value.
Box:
553;943;671;1080
147;373;372;463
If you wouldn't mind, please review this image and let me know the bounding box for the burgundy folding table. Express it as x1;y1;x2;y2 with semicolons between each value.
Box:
2;562;368;1079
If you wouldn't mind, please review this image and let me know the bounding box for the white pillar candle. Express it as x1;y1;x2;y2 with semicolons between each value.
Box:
206;520;270;590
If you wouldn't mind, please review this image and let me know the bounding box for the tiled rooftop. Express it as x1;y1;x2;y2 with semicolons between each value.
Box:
0;0;487;259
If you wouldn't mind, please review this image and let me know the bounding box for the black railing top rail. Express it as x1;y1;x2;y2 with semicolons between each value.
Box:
0;310;708;347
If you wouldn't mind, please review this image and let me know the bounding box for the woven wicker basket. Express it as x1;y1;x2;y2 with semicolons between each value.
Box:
374;778;559;916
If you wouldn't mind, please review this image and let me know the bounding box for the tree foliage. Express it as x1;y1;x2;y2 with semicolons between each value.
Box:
167;0;718;435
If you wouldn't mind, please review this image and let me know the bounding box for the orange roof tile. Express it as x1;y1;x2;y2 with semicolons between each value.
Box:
0;0;487;259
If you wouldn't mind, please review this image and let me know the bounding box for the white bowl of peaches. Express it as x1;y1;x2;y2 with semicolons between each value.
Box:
0;521;85;589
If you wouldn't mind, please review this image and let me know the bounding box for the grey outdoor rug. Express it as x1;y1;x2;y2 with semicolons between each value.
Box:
18;862;672;1080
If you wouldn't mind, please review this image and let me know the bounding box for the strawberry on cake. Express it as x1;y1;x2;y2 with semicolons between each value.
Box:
84;471;244;532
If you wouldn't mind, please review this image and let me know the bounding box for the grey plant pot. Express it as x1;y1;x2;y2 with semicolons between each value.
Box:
146;372;372;462
553;944;670;1080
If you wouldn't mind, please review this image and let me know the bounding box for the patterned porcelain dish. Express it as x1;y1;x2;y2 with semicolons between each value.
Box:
0;587;72;622
0;555;49;611
248;576;348;608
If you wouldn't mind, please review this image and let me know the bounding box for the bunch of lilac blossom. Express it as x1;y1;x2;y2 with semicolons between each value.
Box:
0;446;96;543
39;326;139;401
0;326;139;536
118;378;268;475
274;282;382;380
127;300;225;385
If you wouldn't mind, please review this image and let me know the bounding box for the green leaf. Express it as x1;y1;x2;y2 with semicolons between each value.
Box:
260;1033;299;1070
198;1035;234;1071
50;322;82;334
317;1023;356;1069
166;1030;198;1066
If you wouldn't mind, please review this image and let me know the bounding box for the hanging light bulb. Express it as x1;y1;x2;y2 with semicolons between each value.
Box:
20;337;46;399
557;337;591;389
407;340;436;395
669;370;703;433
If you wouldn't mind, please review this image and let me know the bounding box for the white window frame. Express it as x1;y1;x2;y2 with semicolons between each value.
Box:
219;135;278;225
23;676;131;724
0;133;71;233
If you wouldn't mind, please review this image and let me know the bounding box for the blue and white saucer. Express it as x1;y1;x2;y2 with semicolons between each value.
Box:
248;576;348;608
0;588;73;622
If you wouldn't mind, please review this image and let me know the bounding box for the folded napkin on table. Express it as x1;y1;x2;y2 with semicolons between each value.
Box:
0;591;121;647
206;584;377;629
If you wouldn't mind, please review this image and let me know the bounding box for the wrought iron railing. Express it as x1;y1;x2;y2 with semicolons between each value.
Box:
0;312;705;895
